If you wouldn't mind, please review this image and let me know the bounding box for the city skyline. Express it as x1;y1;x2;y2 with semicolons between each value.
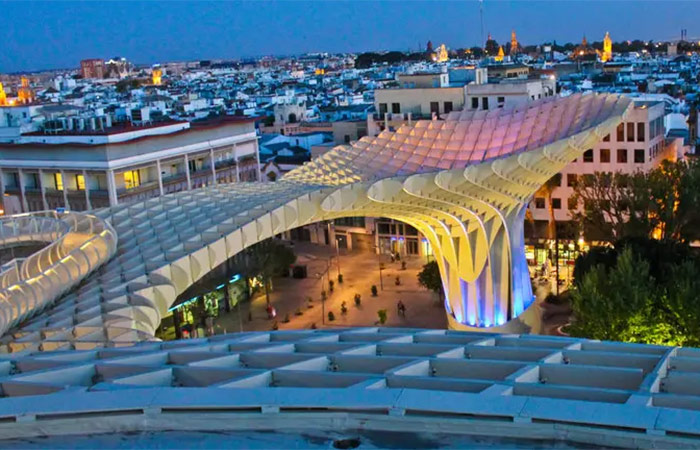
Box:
2;0;700;73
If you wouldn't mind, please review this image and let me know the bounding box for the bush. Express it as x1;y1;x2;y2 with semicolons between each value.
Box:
321;290;327;301
283;313;290;323
377;309;387;325
417;261;442;297
354;293;362;306
295;308;303;316
545;291;572;306
371;285;378;296
329;280;335;292
338;274;343;284
328;311;335;322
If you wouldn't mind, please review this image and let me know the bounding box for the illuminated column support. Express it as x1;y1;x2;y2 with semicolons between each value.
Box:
106;169;118;207
505;206;533;319
17;168;28;212
156;160;164;196
38;169;49;210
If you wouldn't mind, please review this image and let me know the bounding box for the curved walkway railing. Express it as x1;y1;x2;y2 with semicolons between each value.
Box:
0;211;118;336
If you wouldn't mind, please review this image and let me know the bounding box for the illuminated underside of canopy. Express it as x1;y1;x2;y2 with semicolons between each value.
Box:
0;93;631;352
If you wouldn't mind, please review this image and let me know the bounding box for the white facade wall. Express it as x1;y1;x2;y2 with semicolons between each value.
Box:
530;101;669;222
465;79;556;111
374;87;465;117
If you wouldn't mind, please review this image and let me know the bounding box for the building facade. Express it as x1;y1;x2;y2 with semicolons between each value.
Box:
465;75;556;111
530;100;671;225
0;117;261;213
80;59;105;79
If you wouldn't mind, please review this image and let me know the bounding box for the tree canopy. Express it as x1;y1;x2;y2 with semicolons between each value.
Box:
242;239;296;305
569;238;700;347
571;159;700;243
569;159;700;346
417;261;443;298
484;38;500;56
354;51;428;69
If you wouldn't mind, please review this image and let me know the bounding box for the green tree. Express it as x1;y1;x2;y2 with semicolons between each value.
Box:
656;261;700;346
653;159;700;242
468;47;484;58
484;38;500;56
568;248;653;341
243;239;296;306
417;261;443;299
570;241;700;347
115;78;142;94
571;160;700;243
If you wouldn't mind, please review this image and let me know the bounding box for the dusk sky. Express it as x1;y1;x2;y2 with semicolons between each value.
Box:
2;1;699;72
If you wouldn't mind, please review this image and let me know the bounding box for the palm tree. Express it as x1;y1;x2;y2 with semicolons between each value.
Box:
535;173;562;240
533;173;563;293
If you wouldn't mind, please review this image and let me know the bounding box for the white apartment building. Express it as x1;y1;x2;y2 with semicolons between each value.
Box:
465;69;556;111
369;72;465;136
369;69;555;136
0;117;261;214
0;104;44;141
530;100;672;225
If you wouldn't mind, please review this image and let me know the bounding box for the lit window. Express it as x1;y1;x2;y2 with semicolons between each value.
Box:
123;170;140;189
54;173;63;191
76;174;85;191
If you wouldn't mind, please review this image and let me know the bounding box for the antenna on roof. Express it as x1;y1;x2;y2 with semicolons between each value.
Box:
479;0;485;49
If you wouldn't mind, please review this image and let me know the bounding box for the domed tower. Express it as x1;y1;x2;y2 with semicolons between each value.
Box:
602;31;613;62
435;44;449;63
510;29;519;55
495;45;505;62
152;66;163;86
17;77;34;104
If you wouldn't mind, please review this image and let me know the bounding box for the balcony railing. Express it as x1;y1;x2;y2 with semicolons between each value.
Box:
371;113;434;121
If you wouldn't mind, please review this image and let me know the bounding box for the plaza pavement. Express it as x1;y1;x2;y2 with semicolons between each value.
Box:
213;242;447;333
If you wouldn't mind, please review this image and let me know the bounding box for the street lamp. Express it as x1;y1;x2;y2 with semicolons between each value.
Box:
315;258;331;325
316;271;326;325
373;245;384;291
335;237;341;278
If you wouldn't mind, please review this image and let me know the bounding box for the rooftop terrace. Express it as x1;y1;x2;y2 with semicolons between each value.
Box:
0;328;698;448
